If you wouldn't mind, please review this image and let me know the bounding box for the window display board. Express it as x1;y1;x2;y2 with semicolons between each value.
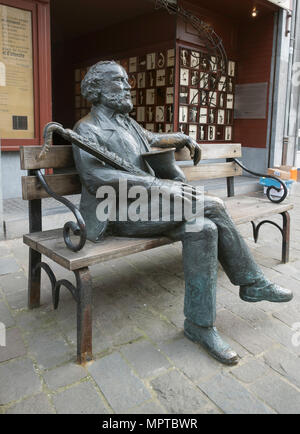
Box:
0;4;34;139
74;48;176;134
178;47;236;142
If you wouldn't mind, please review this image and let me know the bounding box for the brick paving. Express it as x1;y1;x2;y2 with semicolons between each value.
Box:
0;185;300;414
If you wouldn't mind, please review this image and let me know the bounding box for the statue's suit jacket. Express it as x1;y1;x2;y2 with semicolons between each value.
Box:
73;105;171;241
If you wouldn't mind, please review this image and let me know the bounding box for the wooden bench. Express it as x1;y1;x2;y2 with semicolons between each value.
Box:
20;143;293;364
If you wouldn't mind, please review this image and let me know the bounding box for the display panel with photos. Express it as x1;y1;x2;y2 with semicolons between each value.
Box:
74;48;176;134
178;47;236;142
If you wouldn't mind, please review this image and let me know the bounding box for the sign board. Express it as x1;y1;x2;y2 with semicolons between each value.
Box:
0;5;35;139
234;83;268;120
267;0;293;10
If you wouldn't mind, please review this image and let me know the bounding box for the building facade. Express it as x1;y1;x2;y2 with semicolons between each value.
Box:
0;0;297;199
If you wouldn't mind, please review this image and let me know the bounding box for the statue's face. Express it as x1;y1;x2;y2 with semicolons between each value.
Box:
99;64;133;114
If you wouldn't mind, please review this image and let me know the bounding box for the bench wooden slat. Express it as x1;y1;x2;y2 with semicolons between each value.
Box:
24;230;172;270
175;143;242;161
23;194;293;271
182;162;242;181
22;173;81;200
20;146;75;170
225;195;294;224
20;143;242;170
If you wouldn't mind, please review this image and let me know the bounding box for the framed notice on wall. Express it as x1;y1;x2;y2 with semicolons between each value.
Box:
0;4;35;139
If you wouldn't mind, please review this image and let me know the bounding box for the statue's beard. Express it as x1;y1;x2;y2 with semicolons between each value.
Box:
101;93;133;114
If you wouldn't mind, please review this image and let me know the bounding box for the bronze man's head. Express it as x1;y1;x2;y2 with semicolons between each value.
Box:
81;61;133;114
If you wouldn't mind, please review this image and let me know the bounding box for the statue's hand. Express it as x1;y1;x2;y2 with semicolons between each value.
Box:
185;137;201;166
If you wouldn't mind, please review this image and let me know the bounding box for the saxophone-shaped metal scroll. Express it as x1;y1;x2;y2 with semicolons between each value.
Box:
35;170;87;252
37;122;149;176
232;158;288;204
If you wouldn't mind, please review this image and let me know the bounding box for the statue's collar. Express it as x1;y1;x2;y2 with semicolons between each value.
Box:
91;104;130;128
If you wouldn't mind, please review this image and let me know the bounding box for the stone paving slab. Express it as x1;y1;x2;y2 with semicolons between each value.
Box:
0;184;300;414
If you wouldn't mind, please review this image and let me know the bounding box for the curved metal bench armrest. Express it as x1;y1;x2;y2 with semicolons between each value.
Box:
35;169;87;252
232;158;289;204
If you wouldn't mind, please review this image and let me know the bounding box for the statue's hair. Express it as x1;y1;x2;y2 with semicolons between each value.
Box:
81;60;121;103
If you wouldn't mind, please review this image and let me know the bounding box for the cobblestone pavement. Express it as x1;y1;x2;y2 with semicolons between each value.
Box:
0;186;300;414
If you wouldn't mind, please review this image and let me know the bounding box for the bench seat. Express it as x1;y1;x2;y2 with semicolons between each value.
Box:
24;193;293;271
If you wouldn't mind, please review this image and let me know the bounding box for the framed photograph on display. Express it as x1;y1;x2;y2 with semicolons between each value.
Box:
156;106;165;122
179;106;188;123
227;94;234;109
180;68;189;86
209;92;217;107
225;126;232;141
166;87;174;104
167;49;175;67
218;109;225;125
167;68;175;86
157;52;166;69
189;125;197;141
208;125;216;141
156;69;166;86
200;91;208;106
146;89;155;105
219;93;225;108
146;106;155;122
208;108;215;124
138;90;145;105
200;73;209;89
180;87;188;104
147;71;156;88
190;51;200;68
217;126;224;140
199;108;208;124
137;72;146;88
147;53;156;70
129;57;137;73
228;61;236;77
199;125;206;141
189;107;198;123
227;78;234;93
218;76;227;91
181;49;189;67
166;105;174;123
210;56;218;73
200;54;209;71
137;107;145;122
226;110;233;125
138;55;146;70
191;70;199;87
189;88;199;105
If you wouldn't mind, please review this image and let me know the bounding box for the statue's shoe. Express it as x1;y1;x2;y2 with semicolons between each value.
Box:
184;320;239;366
240;281;293;303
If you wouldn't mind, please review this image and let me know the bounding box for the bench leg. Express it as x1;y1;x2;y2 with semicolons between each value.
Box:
28;248;41;309
281;211;290;264
251;211;291;264
75;267;93;364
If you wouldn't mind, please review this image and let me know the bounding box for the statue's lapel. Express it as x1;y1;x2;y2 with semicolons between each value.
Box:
92;109;119;145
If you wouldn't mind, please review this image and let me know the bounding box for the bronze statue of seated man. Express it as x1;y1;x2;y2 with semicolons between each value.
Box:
72;61;293;365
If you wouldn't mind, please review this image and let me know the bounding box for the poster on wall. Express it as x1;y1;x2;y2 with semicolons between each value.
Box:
0;5;35;139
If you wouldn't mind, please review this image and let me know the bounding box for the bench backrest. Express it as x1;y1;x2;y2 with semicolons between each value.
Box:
20;143;242;201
